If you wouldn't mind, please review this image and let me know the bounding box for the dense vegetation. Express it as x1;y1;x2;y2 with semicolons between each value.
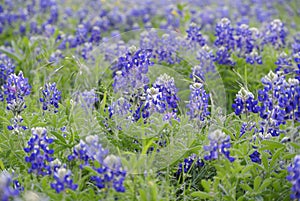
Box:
0;1;300;200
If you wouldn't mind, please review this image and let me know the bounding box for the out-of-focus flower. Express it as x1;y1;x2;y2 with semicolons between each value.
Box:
204;129;235;162
40;82;61;113
176;154;204;175
50;166;78;193
0;171;20;201
262;19;287;49
287;155;300;200
68;135;126;192
186;82;210;121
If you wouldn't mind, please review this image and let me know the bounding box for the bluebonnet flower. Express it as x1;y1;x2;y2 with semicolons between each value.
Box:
214;18;235;50
0;172;20;201
186;82;210;121
24;127;54;176
7;115;27;132
196;45;216;78
204;129;235;162
186;22;206;49
239;122;256;138
163;112;180;123
3;71;31;114
68;135;126;192
67;140;90;166
232;87;259;115
48;5;58;24
234;24;254;57
50;165;78;193
245;50;262;65
44;24;55;37
287;155;300;200
49;50;64;64
160;5;181;30
142;74;179;119
89;26;101;43
140;31;182;65
40;82;61;113
103;40;128;63
76;24;88;45
292;33;300;54
140;29;159;50
253;71;300;138
91;154;127;192
177;154;204;175
80;42;93;60
108;97;132;119
249;150;261;164
262;19;287;49
274;52;293;73
112;48;153;94
78;89;99;110
0;52;15;100
293;52;300;81
214;46;235;66
156;33;182;64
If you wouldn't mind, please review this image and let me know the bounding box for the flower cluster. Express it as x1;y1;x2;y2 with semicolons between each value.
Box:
40;82;61;113
186;22;206;49
68;135;127;192
176;154;204;175
249;150;261;164
214;18;235;50
112;48;153;94
108;97;132;119
140;30;182;65
287;155;300;200
24;127;54;176
2;71;31;114
0;172;20;201
262;19;287;49
7;115;27;132
0;52;15;91
142;74;179;119
257;71;300;137
235;24;256;57
232;87;259;115
239;122;256;138
204;129;235;162
274;52;293;74
186;82;210;122
50;165;78;193
77;89;99;110
245;50;262;65
196;45;216;79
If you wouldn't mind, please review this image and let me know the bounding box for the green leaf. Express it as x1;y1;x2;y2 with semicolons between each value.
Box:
201;180;211;192
0;47;23;62
261;140;285;150
258;178;272;192
261;152;269;171
254;176;262;191
139;189;148;201
191;191;213;199
0;160;4;170
51;131;67;144
283;153;296;160
240;183;253;192
290;142;300;149
270;147;284;168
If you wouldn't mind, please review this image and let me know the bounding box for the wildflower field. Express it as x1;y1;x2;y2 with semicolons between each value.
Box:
1;0;300;200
